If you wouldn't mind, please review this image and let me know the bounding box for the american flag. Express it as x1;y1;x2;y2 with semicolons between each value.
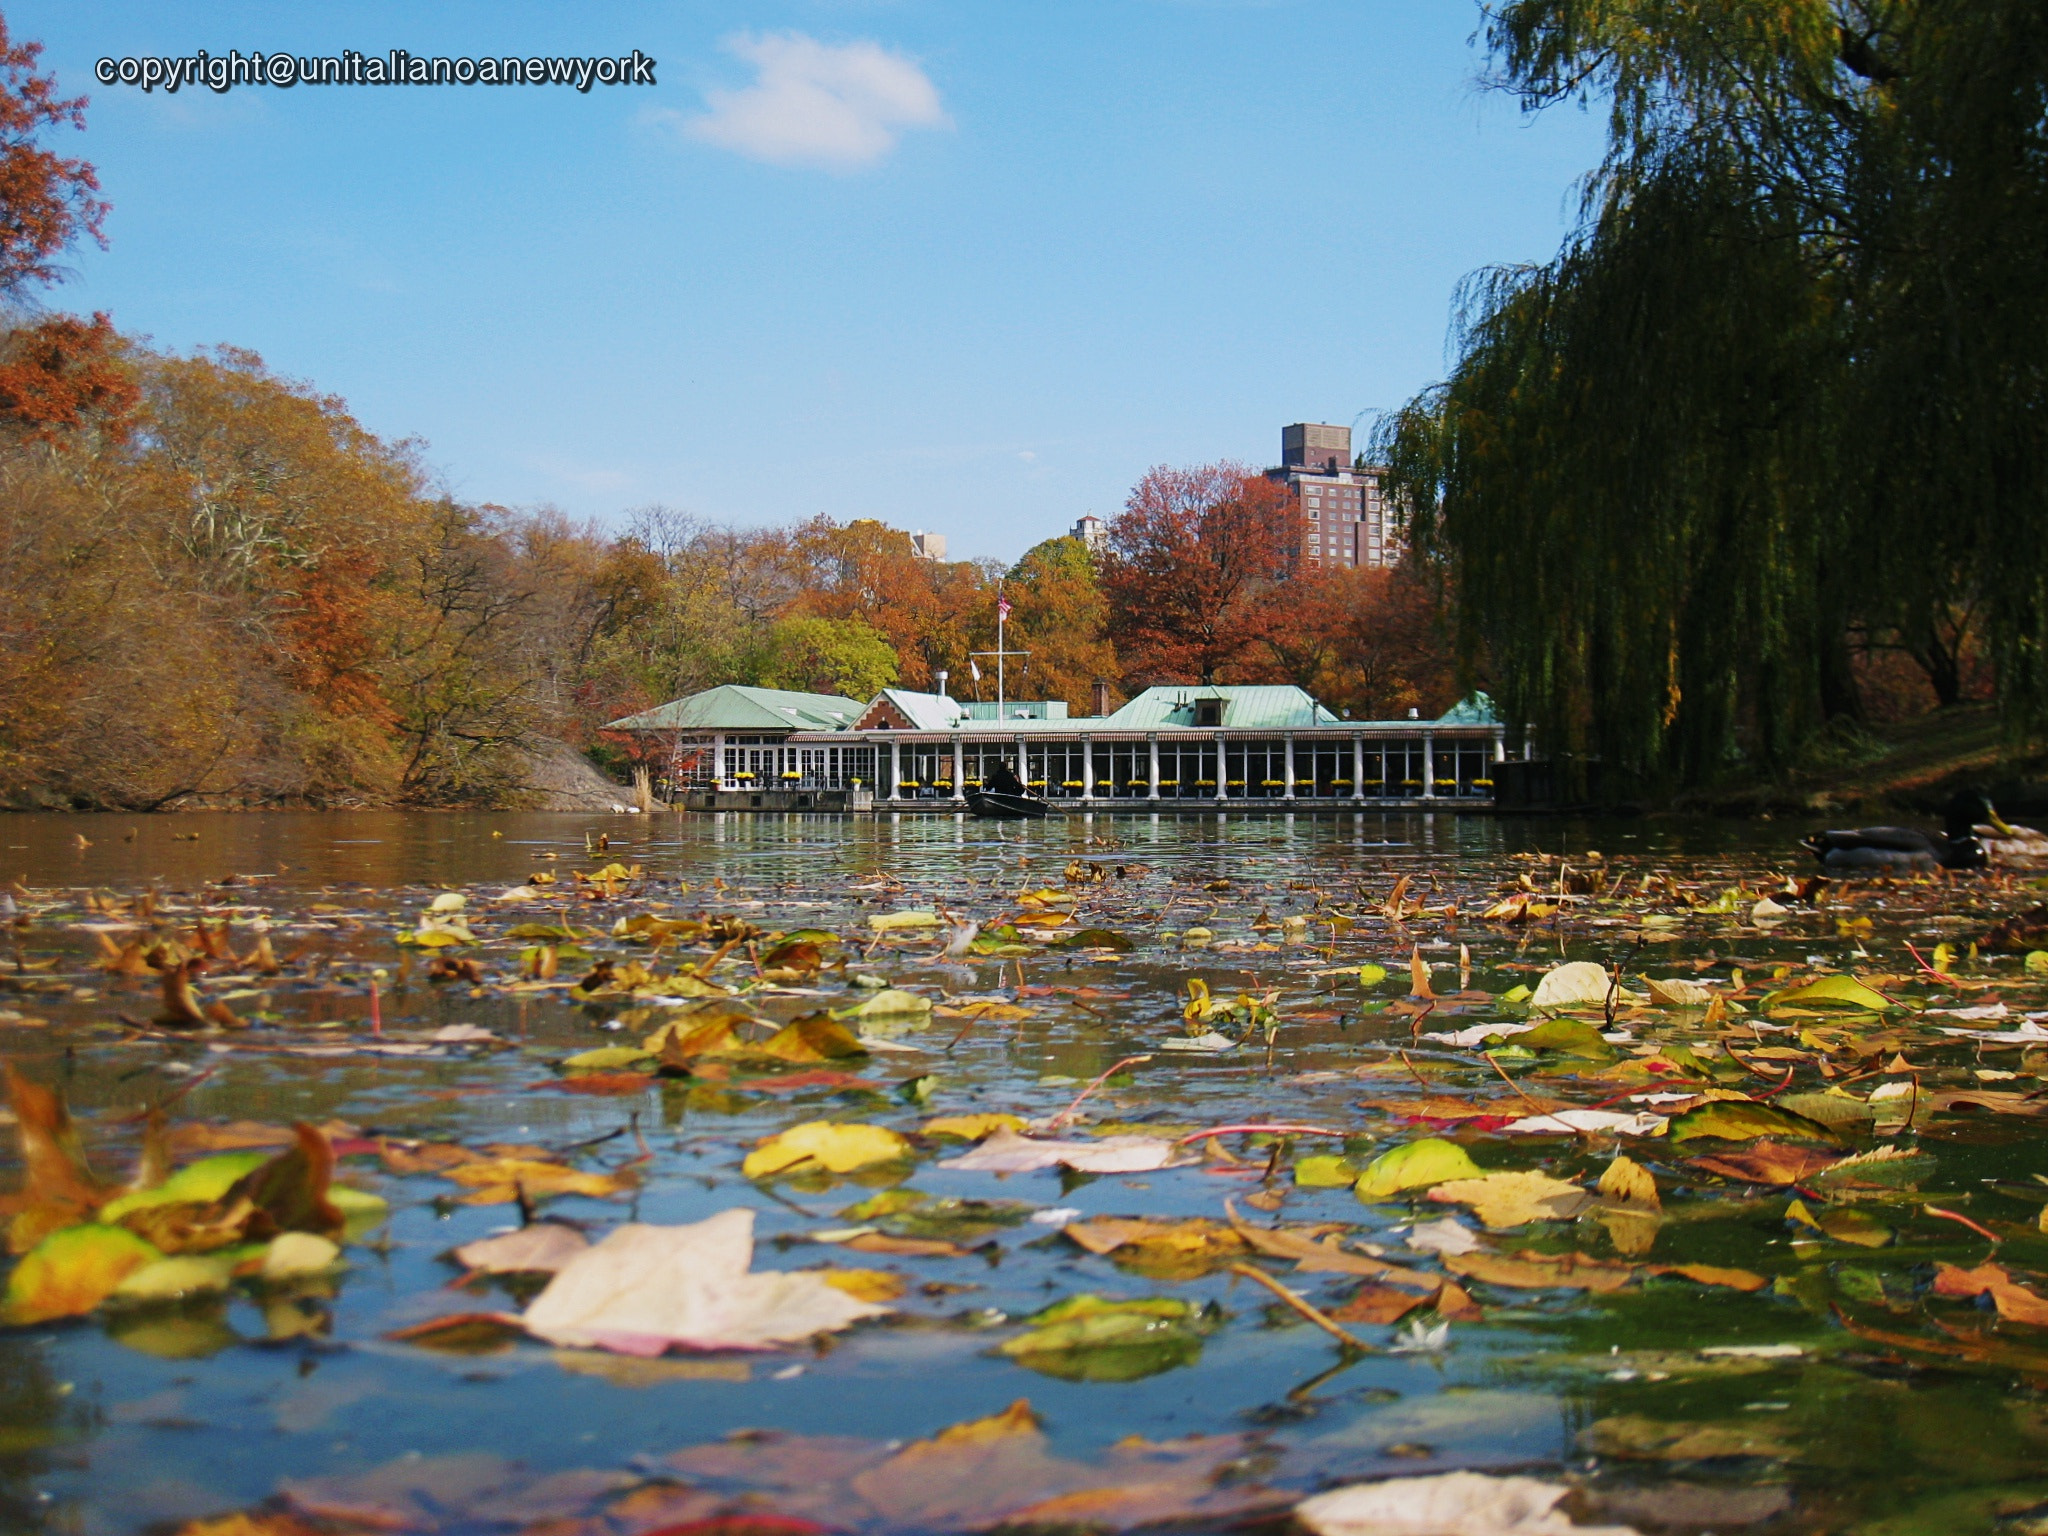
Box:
996;595;1012;621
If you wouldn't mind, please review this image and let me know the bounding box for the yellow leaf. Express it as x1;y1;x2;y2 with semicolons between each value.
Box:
742;1121;912;1179
4;1224;163;1323
441;1158;638;1205
1354;1137;1483;1200
921;1113;1026;1141
869;910;941;932
1597;1154;1662;1213
1764;974;1895;1012
755;1014;866;1063
1426;1171;1594;1229
815;1267;907;1303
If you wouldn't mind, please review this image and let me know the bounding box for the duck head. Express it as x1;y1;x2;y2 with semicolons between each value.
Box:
1946;787;2016;839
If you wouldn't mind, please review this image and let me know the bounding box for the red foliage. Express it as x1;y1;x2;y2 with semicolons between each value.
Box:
0;16;109;295
0;312;137;440
1099;463;1295;684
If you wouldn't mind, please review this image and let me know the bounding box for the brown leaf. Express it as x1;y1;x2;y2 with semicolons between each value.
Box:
1223;1202;1440;1290
1647;1262;1768;1292
1326;1284;1429;1325
1933;1262;2048;1326
1687;1140;1842;1186
840;1231;976;1258
1408;945;1434;999
2;1063;109;1252
850;1401;1078;1527
155;959;212;1028
1433;1278;1484;1320
1444;1249;1635;1292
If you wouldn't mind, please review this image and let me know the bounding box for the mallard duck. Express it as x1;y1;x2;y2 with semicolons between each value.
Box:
1972;802;2048;867
1802;789;1992;872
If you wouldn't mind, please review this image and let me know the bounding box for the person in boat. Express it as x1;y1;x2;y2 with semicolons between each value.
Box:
982;759;1031;798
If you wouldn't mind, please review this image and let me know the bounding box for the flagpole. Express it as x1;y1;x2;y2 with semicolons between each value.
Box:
996;584;1006;713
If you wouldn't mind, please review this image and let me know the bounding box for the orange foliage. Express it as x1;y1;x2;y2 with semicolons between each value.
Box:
0;313;137;442
1099;463;1296;685
0;15;109;297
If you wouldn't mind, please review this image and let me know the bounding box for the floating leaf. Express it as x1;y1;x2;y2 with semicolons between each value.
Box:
1297;1472;1635;1536
4;1223;162;1323
559;1047;655;1074
1668;1100;1841;1145
1292;1155;1359;1188
868;911;940;932
1933;1262;2048;1326
452;1223;590;1275
834;989;933;1023
1426;1171;1594;1229
998;1295;1213;1381
1646;976;1717;1008
521;1208;888;1353
1057;928;1133;951
1444;1248;1635;1292
742;1121;911;1180
1354;1138;1483;1200
262;1232;342;1279
1507;1018;1617;1059
1529;961;1613;1012
938;1130;1192;1174
921;1114;1026;1142
755;1014;866;1064
1764;974;1895;1012
110;1253;235;1302
1597;1154;1661;1212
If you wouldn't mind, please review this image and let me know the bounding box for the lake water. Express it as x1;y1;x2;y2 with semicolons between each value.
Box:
1;808;2044;1535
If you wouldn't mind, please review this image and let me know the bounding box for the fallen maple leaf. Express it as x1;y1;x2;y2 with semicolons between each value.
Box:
937;1129;1193;1174
521;1208;889;1354
1933;1261;2048;1326
1427;1171;1594;1229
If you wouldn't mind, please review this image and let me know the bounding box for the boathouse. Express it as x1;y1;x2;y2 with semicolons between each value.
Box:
604;683;1511;811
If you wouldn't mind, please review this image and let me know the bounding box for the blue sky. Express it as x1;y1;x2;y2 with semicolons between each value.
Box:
14;2;1604;562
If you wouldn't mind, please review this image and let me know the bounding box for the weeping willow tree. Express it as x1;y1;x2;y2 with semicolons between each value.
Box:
1380;1;2048;788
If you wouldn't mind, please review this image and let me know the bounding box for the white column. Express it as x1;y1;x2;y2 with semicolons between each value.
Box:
1494;727;1506;762
1523;728;1535;762
1214;735;1228;802
1352;734;1365;801
1080;735;1094;802
713;732;725;788
1283;734;1296;801
1147;734;1160;801
951;737;965;802
889;738;902;802
1422;731;1436;800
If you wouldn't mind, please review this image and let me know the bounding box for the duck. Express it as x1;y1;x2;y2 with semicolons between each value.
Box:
1972;801;2048;867
1802;789;1995;872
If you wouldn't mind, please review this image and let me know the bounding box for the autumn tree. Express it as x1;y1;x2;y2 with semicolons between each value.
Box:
787;516;987;689
1099;463;1295;685
758;615;899;700
0;15;107;296
1000;534;1120;713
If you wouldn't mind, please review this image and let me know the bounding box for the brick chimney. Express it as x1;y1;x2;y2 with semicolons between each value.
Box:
1091;678;1111;717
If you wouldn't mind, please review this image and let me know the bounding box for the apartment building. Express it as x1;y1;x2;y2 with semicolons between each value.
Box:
1268;422;1400;572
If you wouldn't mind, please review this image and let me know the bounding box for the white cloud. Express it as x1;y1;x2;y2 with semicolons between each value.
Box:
685;32;949;170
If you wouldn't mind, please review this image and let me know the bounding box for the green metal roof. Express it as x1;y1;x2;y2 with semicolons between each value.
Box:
604;685;864;733
1435;692;1500;725
1103;686;1340;730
